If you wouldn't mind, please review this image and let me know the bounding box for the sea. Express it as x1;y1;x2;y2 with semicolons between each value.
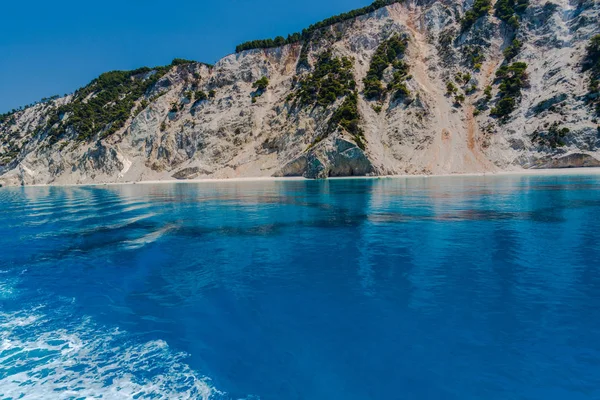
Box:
1;174;599;399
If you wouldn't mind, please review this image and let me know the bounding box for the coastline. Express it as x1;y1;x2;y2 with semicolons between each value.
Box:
5;167;600;188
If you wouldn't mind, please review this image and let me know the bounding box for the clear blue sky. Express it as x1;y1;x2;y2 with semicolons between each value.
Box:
0;0;372;113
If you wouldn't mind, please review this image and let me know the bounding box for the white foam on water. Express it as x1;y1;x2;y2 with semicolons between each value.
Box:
122;224;176;250
0;307;221;400
0;278;17;299
43;212;159;238
57;202;153;223
91;202;153;219
90;212;158;232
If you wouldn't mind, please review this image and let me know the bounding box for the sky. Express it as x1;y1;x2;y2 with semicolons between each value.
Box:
0;0;372;113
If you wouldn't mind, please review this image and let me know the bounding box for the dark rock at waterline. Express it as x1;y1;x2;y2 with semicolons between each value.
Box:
532;153;600;169
275;137;375;179
172;166;211;180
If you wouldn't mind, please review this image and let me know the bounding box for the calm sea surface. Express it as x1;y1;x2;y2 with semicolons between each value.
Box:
1;175;599;399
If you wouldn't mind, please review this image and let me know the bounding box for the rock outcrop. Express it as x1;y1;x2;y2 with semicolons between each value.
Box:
1;0;599;186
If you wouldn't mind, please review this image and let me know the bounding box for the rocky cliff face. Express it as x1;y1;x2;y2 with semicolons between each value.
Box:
1;0;599;186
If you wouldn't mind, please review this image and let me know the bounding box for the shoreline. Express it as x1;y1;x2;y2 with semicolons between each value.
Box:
4;167;600;188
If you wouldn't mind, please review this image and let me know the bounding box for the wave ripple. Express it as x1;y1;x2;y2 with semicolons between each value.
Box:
0;305;219;400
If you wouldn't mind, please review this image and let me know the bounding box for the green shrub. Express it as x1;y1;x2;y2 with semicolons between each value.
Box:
209;90;216;98
293;51;356;108
297;42;311;72
330;92;361;133
461;0;492;32
484;85;493;101
235;0;403;53
363;35;409;100
531;122;569;148
388;61;412;101
171;58;195;66
134;99;149;116
490;61;527;119
44;65;172;142
490;97;516;116
253;76;269;92
494;0;529;25
503;39;522;61
329;92;365;149
584;35;600;72
462;45;485;70
496;62;528;97
195;91;208;101
438;28;457;64
364;77;385;100
392;59;410;75
507;16;520;29
446;81;458;95
584;35;600;115
463;73;472;85
392;82;412;102
0;112;10;124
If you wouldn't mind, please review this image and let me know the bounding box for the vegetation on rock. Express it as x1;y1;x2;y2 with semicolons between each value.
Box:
490;62;528;119
235;0;403;53
170;58;195;66
446;81;458;95
45;66;172;143
0;95;60;125
437;28;456;66
329;91;365;149
494;0;529;29
170;58;213;69
584;35;600;115
195;91;208;101
292;51;356;108
503;39;523;62
484;85;493;101
446;73;472;107
363;35;409;101
289;52;364;149
460;0;492;32
531;122;570;148
0;112;13;125
462;45;485;70
456;72;472;85
297;42;311;72
252;77;270;96
2;1;599;182
389;65;411;102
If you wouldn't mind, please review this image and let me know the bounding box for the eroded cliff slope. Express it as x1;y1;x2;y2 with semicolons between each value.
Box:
1;0;599;186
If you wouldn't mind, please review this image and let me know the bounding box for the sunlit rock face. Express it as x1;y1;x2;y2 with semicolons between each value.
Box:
1;0;599;186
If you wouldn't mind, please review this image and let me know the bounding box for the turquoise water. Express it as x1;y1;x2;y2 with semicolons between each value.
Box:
1;175;600;399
